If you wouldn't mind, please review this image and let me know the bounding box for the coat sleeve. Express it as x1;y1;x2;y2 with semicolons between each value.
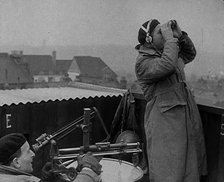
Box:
135;38;179;83
178;31;197;64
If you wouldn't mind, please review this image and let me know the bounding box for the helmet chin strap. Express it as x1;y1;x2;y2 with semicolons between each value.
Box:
141;19;152;33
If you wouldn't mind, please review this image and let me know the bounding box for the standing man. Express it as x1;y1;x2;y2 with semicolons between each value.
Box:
0;133;102;182
135;19;207;181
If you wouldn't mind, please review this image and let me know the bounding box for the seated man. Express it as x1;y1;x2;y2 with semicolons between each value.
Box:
0;133;102;182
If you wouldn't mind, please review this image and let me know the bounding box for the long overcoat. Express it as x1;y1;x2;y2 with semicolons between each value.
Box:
135;32;207;182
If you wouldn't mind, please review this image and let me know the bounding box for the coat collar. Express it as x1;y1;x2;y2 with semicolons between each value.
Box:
0;165;32;176
135;44;161;57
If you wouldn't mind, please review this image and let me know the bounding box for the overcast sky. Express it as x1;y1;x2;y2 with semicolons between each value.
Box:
0;0;224;53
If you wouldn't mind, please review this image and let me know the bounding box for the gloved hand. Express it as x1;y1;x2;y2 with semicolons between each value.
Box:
41;162;68;182
41;162;57;181
170;20;182;39
76;152;102;175
160;21;174;41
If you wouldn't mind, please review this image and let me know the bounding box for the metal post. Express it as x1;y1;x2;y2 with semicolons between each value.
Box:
83;108;91;150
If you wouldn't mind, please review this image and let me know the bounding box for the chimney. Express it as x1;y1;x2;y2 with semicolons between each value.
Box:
52;51;56;65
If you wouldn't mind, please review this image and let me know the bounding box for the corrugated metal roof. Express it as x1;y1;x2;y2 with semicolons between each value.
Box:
68;82;125;92
0;86;126;106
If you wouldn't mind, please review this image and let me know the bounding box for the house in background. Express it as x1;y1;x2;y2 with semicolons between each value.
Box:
23;51;73;83
55;59;73;82
0;51;32;88
0;51;125;89
69;56;120;88
0;50;72;86
22;51;60;82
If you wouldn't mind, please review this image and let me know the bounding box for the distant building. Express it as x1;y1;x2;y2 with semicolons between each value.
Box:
69;56;120;88
0;50;74;88
55;59;73;82
0;52;32;88
22;51;61;82
0;51;121;89
67;58;80;81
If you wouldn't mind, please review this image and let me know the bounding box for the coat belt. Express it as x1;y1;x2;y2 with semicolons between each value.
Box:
153;82;187;97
